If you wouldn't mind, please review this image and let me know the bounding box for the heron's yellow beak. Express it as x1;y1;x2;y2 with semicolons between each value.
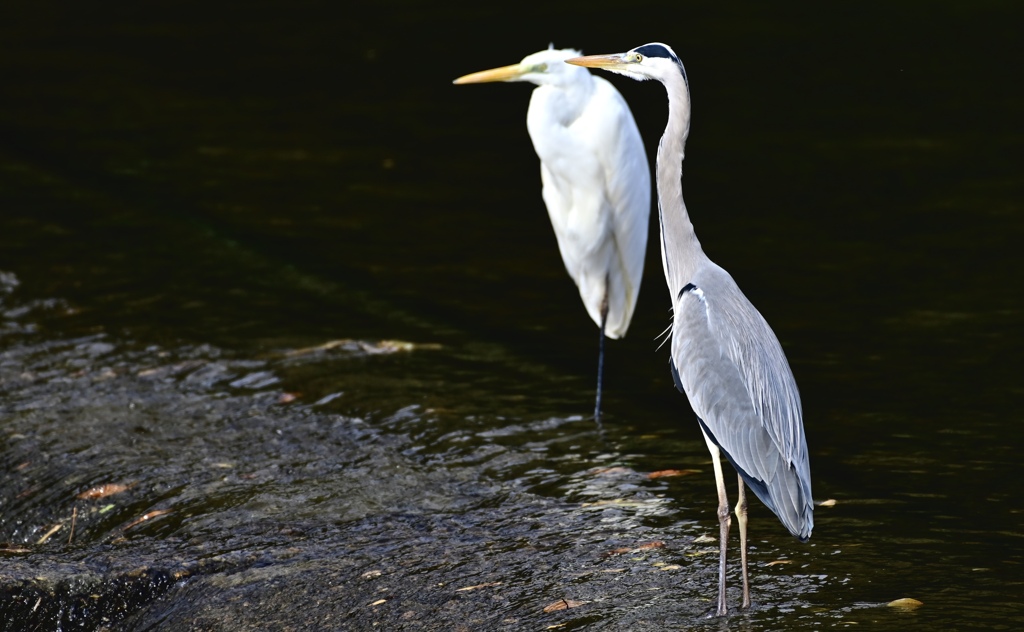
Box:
565;53;626;71
453;63;529;85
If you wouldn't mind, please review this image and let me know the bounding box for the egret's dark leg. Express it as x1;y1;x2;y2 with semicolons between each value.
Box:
703;430;731;616
594;294;609;423
736;474;750;609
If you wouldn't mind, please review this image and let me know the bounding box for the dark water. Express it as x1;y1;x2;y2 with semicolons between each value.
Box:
1;1;1022;629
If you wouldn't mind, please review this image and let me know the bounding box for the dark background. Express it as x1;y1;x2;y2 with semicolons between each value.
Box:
1;1;1022;629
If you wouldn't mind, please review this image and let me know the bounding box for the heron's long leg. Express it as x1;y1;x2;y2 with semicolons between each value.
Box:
702;429;730;616
736;474;750;609
594;292;609;423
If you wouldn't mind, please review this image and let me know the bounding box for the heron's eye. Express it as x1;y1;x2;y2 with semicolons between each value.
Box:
632;53;643;63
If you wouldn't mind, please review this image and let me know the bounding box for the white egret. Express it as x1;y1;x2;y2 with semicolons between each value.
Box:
569;43;813;616
454;46;651;421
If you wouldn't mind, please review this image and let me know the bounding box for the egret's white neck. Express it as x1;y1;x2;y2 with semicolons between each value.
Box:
656;70;706;295
532;69;594;123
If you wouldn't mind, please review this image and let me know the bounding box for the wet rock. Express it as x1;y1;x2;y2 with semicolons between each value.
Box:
0;283;813;630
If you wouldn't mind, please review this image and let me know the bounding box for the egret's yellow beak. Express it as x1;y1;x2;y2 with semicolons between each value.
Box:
565;54;627;71
453;63;531;85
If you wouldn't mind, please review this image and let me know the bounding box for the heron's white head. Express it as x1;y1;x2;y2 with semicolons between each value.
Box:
453;46;590;88
566;42;688;88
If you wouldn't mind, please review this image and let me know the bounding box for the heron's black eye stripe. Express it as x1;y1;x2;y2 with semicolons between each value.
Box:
635;44;674;60
634;43;688;87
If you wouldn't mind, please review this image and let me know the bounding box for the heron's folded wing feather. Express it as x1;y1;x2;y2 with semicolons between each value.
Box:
672;282;812;539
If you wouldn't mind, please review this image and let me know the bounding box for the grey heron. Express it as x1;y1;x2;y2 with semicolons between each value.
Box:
568;43;813;616
453;46;651;422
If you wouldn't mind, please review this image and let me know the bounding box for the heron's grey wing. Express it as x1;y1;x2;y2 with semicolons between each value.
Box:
671;280;813;540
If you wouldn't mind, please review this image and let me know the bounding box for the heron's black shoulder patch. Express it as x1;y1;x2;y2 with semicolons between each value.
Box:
677;282;699;301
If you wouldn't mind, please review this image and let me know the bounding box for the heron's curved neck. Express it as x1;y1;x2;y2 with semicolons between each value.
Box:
657;72;706;294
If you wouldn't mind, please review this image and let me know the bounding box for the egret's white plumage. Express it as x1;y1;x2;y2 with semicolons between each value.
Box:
454;46;651;419
569;43;813;616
